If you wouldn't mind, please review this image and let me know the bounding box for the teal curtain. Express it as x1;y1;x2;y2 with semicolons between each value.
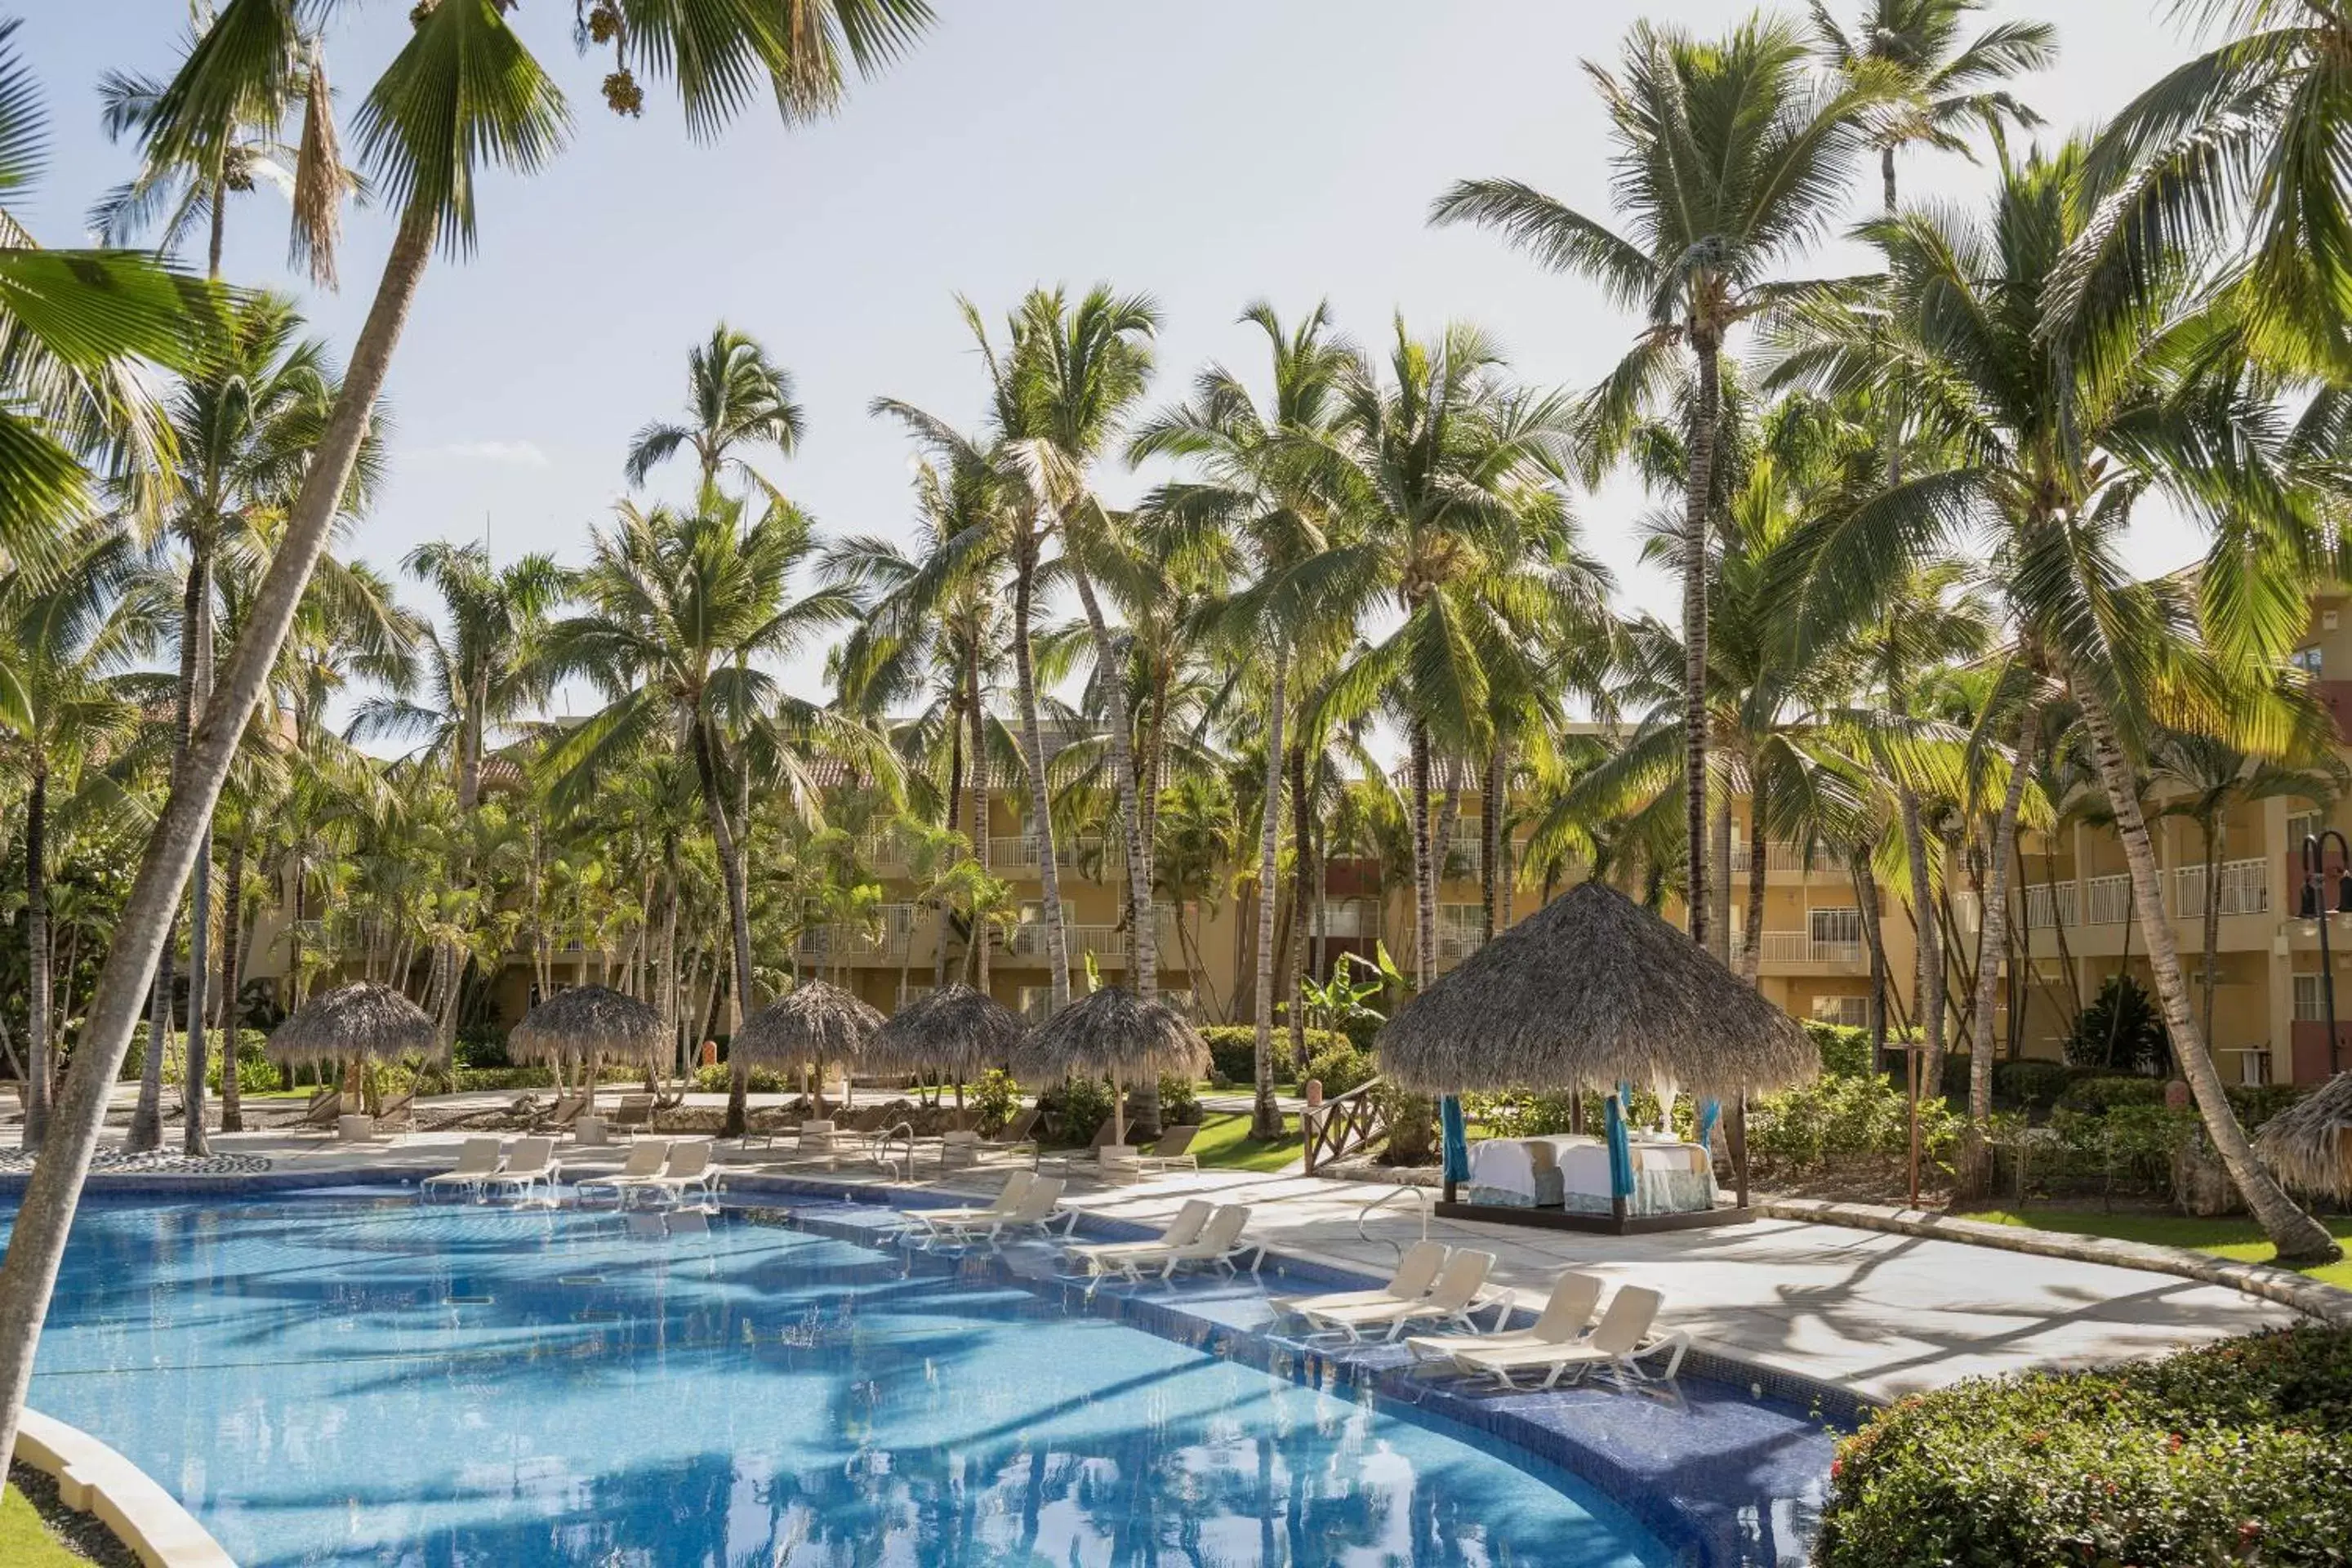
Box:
1604;1092;1635;1200
1440;1095;1471;1185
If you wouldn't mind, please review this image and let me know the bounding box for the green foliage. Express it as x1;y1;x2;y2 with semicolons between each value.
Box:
452;1026;510;1070
1036;1075;1116;1146
1374;1082;1437;1165
1155;1074;1202;1130
1302;1041;1375;1098
1818;1329;2352;1567
691;1062;793;1095
1197;1024;1352;1085
451;1067;555;1092
970;1068;1021;1136
2063;973;2171;1076
1989;1058;2074;1113
1751;1072;1962;1177
1804;1019;1872;1079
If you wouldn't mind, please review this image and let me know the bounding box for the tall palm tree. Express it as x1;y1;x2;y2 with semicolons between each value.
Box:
624;323;805;494
1432;15;1884;960
1770;140;2341;1259
541;497;866;1138
0;0;934;1465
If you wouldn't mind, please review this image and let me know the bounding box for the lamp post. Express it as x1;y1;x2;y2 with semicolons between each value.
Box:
2296;830;2352;1076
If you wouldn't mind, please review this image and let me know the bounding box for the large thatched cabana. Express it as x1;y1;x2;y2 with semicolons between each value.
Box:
1010;986;1209;1143
2254;1072;2352;1200
866;983;1027;1081
733;980;884;1112
1378;880;1816;1234
267;982;438;1069
509;986;662;1107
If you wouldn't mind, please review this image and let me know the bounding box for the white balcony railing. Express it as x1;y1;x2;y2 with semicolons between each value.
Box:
2172;858;2269;921
2085;873;2133;925
1757;932;1864;968
1726;840;1846;875
987;835;1043;871
2023;882;2076;930
1004;922;1126;960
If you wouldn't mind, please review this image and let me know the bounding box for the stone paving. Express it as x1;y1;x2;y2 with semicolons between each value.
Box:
21;1105;2304;1406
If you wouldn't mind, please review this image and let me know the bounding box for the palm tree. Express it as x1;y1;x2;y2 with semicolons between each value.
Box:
1770;140;2341;1258
0;527;163;1148
1131;301;1352;1137
0;0;933;1464
541;497;866;1137
1432;14;1883;960
625;323;805;494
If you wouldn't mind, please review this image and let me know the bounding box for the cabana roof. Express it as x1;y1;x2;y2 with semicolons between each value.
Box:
2253;1072;2352;1200
266;982;439;1067
509;985;663;1067
1378;880;1815;1101
733;980;884;1068
1009;987;1209;1083
866;983;1026;1078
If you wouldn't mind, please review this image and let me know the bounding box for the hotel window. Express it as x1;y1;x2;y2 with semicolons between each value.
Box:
1809;907;1864;948
2295;973;2328;1022
1814;996;1869;1028
2291;645;2324;675
2289;809;2324;848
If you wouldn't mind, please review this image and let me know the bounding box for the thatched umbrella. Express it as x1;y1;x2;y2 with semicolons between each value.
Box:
509;985;662;1108
2254;1072;2352;1200
733;980;884;1113
1010;986;1209;1143
266;982;437;1070
1379;880;1815;1209
865;983;1027;1082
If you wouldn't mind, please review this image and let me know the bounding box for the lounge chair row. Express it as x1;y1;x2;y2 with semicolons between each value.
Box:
420;1137;563;1203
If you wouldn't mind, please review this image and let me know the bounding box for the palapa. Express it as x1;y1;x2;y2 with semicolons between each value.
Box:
2253;1072;2352;1200
732;979;884;1070
265;982;439;1067
1009;986;1209;1085
509;985;664;1085
865;983;1026;1080
1378;880;1815;1102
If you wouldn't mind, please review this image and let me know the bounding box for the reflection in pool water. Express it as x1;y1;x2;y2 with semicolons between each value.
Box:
25;1193;1672;1566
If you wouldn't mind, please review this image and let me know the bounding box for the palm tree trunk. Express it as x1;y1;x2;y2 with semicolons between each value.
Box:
1963;704;2038;1194
2199;817;2222;1058
970;660;993;1000
22;768;49;1152
1065;556;1159;1004
1899;786;1945;1084
1711;789;1735;968
1411;720;1437;992
217;829;248;1133
1481;737;1505;944
1684;339;1720;958
1251;653;1288;1139
692;715;759;1138
1741;794;1768;986
132;538;208;1153
0;204;440;1468
1285;741;1311;1083
2073;684;2337;1260
1009;537;1071;1009
182;546;216;1158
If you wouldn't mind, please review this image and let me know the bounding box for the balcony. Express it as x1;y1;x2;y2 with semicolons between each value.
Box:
987;835;1044;871
1726;840;1846;875
2172;858;2270;921
2084;873;2133;925
1755;931;1866;972
1004;922;1126;963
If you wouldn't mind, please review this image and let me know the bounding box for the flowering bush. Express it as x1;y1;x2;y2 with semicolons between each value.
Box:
1817;1327;2352;1566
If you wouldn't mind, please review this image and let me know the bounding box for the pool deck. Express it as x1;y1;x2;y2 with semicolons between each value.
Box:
23;1102;2308;1408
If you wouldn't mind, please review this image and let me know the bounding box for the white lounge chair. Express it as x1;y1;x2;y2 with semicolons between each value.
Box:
1405;1270;1603;1363
574;1140;670;1205
921;1176;1075;1245
1063;1200;1215;1285
1272;1241;1450;1320
420;1138;505;1200
1138;1125;1200;1173
635;1141;719;1206
480;1136;561;1205
906;1171;1037;1243
1148;1203;1262;1280
1447;1285;1687;1390
1301;1249;1499;1342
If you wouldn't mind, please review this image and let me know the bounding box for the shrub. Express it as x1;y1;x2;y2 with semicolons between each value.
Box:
452;1067;556;1093
1303;1041;1375;1098
2057;1072;2168;1114
1374;1081;1436;1165
2063;973;2172;1075
970;1068;1021;1135
1817;1327;2352;1568
1036;1075;1116;1145
1156;1074;1202;1129
691;1062;793;1095
453;1027;510;1071
1750;1072;1962;1177
1804;1019;1873;1079
1197;1024;1352;1085
1990;1058;2074;1112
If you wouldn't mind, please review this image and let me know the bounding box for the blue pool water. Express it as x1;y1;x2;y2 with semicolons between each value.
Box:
24;1192;1677;1566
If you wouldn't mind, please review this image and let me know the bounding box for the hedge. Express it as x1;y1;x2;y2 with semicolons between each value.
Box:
1197;1024;1352;1085
1818;1327;2352;1567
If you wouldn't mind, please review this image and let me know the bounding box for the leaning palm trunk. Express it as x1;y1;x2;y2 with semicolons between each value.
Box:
131;559;211;1154
1963;705;2038;1194
217;829;249;1132
1009;541;1071;1009
0;206;440;1472
1900;785;1943;1083
22;769;48;1151
2073;685;2338;1261
692;715;758;1139
182;555;216;1158
1683;342;1720;960
2198;818;2223;1055
1251;653;1288;1138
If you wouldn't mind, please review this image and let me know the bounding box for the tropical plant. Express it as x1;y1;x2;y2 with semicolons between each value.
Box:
624;323;804;494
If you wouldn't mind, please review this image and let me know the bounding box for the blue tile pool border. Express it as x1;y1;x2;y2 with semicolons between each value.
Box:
28;1169;1848;1567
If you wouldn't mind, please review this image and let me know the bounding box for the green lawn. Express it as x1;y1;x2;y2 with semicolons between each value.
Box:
0;1486;87;1568
1956;1207;2352;1290
1191;1110;1302;1173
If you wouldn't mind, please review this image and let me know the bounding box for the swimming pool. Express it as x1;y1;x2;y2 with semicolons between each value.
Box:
25;1190;1682;1566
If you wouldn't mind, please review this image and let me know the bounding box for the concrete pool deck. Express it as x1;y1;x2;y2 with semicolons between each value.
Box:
15;1104;2316;1407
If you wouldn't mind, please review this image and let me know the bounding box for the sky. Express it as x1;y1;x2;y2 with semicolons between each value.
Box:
16;0;2219;740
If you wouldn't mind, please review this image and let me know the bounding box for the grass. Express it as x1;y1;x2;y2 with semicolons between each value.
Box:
0;1486;88;1568
1191;1110;1302;1174
1955;1206;2352;1290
